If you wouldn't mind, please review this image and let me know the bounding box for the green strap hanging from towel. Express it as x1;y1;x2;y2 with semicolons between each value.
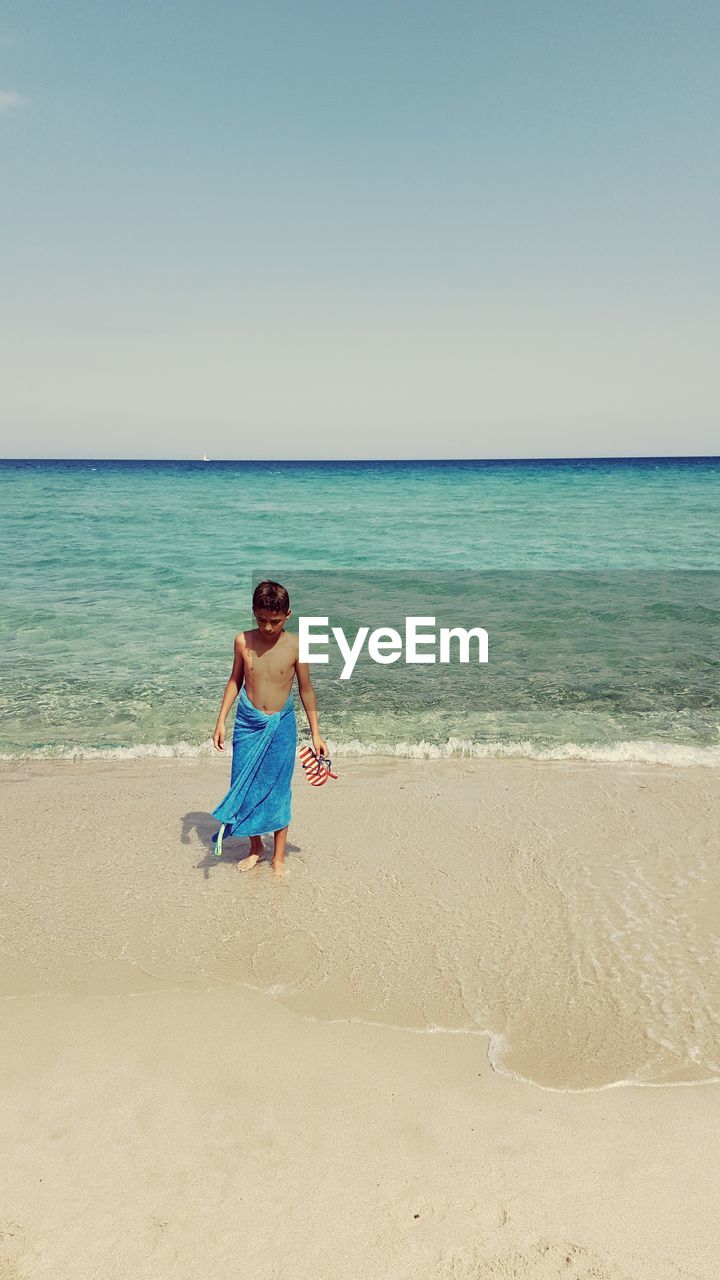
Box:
213;823;226;858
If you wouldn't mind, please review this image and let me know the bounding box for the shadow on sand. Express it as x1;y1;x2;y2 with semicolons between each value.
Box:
181;810;302;879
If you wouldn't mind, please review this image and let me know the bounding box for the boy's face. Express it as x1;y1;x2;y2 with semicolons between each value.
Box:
254;607;290;640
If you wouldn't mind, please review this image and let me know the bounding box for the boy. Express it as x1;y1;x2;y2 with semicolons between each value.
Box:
211;580;328;876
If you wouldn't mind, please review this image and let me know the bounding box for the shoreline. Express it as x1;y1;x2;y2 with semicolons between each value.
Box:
3;753;719;1091
5;973;720;1098
2;737;720;766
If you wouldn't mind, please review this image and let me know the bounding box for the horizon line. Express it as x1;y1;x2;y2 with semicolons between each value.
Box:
1;453;719;465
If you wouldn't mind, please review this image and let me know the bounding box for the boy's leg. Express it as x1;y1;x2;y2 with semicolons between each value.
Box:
272;825;289;875
237;833;265;871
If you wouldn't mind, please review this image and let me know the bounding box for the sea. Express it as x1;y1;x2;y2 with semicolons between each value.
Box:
1;456;719;762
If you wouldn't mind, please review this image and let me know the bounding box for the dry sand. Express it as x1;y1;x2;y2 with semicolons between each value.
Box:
1;755;719;1278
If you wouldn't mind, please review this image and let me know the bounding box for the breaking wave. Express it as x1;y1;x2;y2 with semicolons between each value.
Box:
2;737;719;766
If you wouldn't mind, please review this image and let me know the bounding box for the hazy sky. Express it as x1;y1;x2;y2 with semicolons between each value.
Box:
1;1;719;459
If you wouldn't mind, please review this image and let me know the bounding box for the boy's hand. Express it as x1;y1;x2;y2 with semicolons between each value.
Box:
213;721;226;752
312;733;329;758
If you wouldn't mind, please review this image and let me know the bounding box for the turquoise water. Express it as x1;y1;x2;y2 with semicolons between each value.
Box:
1;458;719;760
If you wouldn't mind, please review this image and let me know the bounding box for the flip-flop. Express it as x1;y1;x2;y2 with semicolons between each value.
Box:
299;744;328;786
298;744;338;786
212;823;227;857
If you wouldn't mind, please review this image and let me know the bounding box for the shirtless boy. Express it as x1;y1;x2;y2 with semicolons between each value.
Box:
212;580;327;875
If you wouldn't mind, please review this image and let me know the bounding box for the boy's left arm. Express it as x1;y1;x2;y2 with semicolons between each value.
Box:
295;647;328;757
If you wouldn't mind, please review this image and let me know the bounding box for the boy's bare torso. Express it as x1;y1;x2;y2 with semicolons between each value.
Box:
241;629;299;714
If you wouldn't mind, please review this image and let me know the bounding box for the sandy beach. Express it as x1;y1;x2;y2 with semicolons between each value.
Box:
1;755;719;1278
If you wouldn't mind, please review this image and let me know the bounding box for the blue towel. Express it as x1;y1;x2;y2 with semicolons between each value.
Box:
211;686;297;855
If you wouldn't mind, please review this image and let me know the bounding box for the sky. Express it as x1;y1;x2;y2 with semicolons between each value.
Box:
1;0;719;459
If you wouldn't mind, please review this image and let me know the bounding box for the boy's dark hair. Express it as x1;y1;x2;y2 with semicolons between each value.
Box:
252;580;290;614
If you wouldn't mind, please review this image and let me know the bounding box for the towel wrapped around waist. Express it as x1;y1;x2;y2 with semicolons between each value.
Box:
212;686;297;853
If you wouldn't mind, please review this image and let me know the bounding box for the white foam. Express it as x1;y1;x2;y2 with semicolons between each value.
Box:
321;736;720;767
2;736;719;766
330;737;717;762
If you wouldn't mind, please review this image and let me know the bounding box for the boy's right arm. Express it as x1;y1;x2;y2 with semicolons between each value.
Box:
213;634;245;752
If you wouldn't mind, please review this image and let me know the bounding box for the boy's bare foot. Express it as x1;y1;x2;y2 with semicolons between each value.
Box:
237;837;264;871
